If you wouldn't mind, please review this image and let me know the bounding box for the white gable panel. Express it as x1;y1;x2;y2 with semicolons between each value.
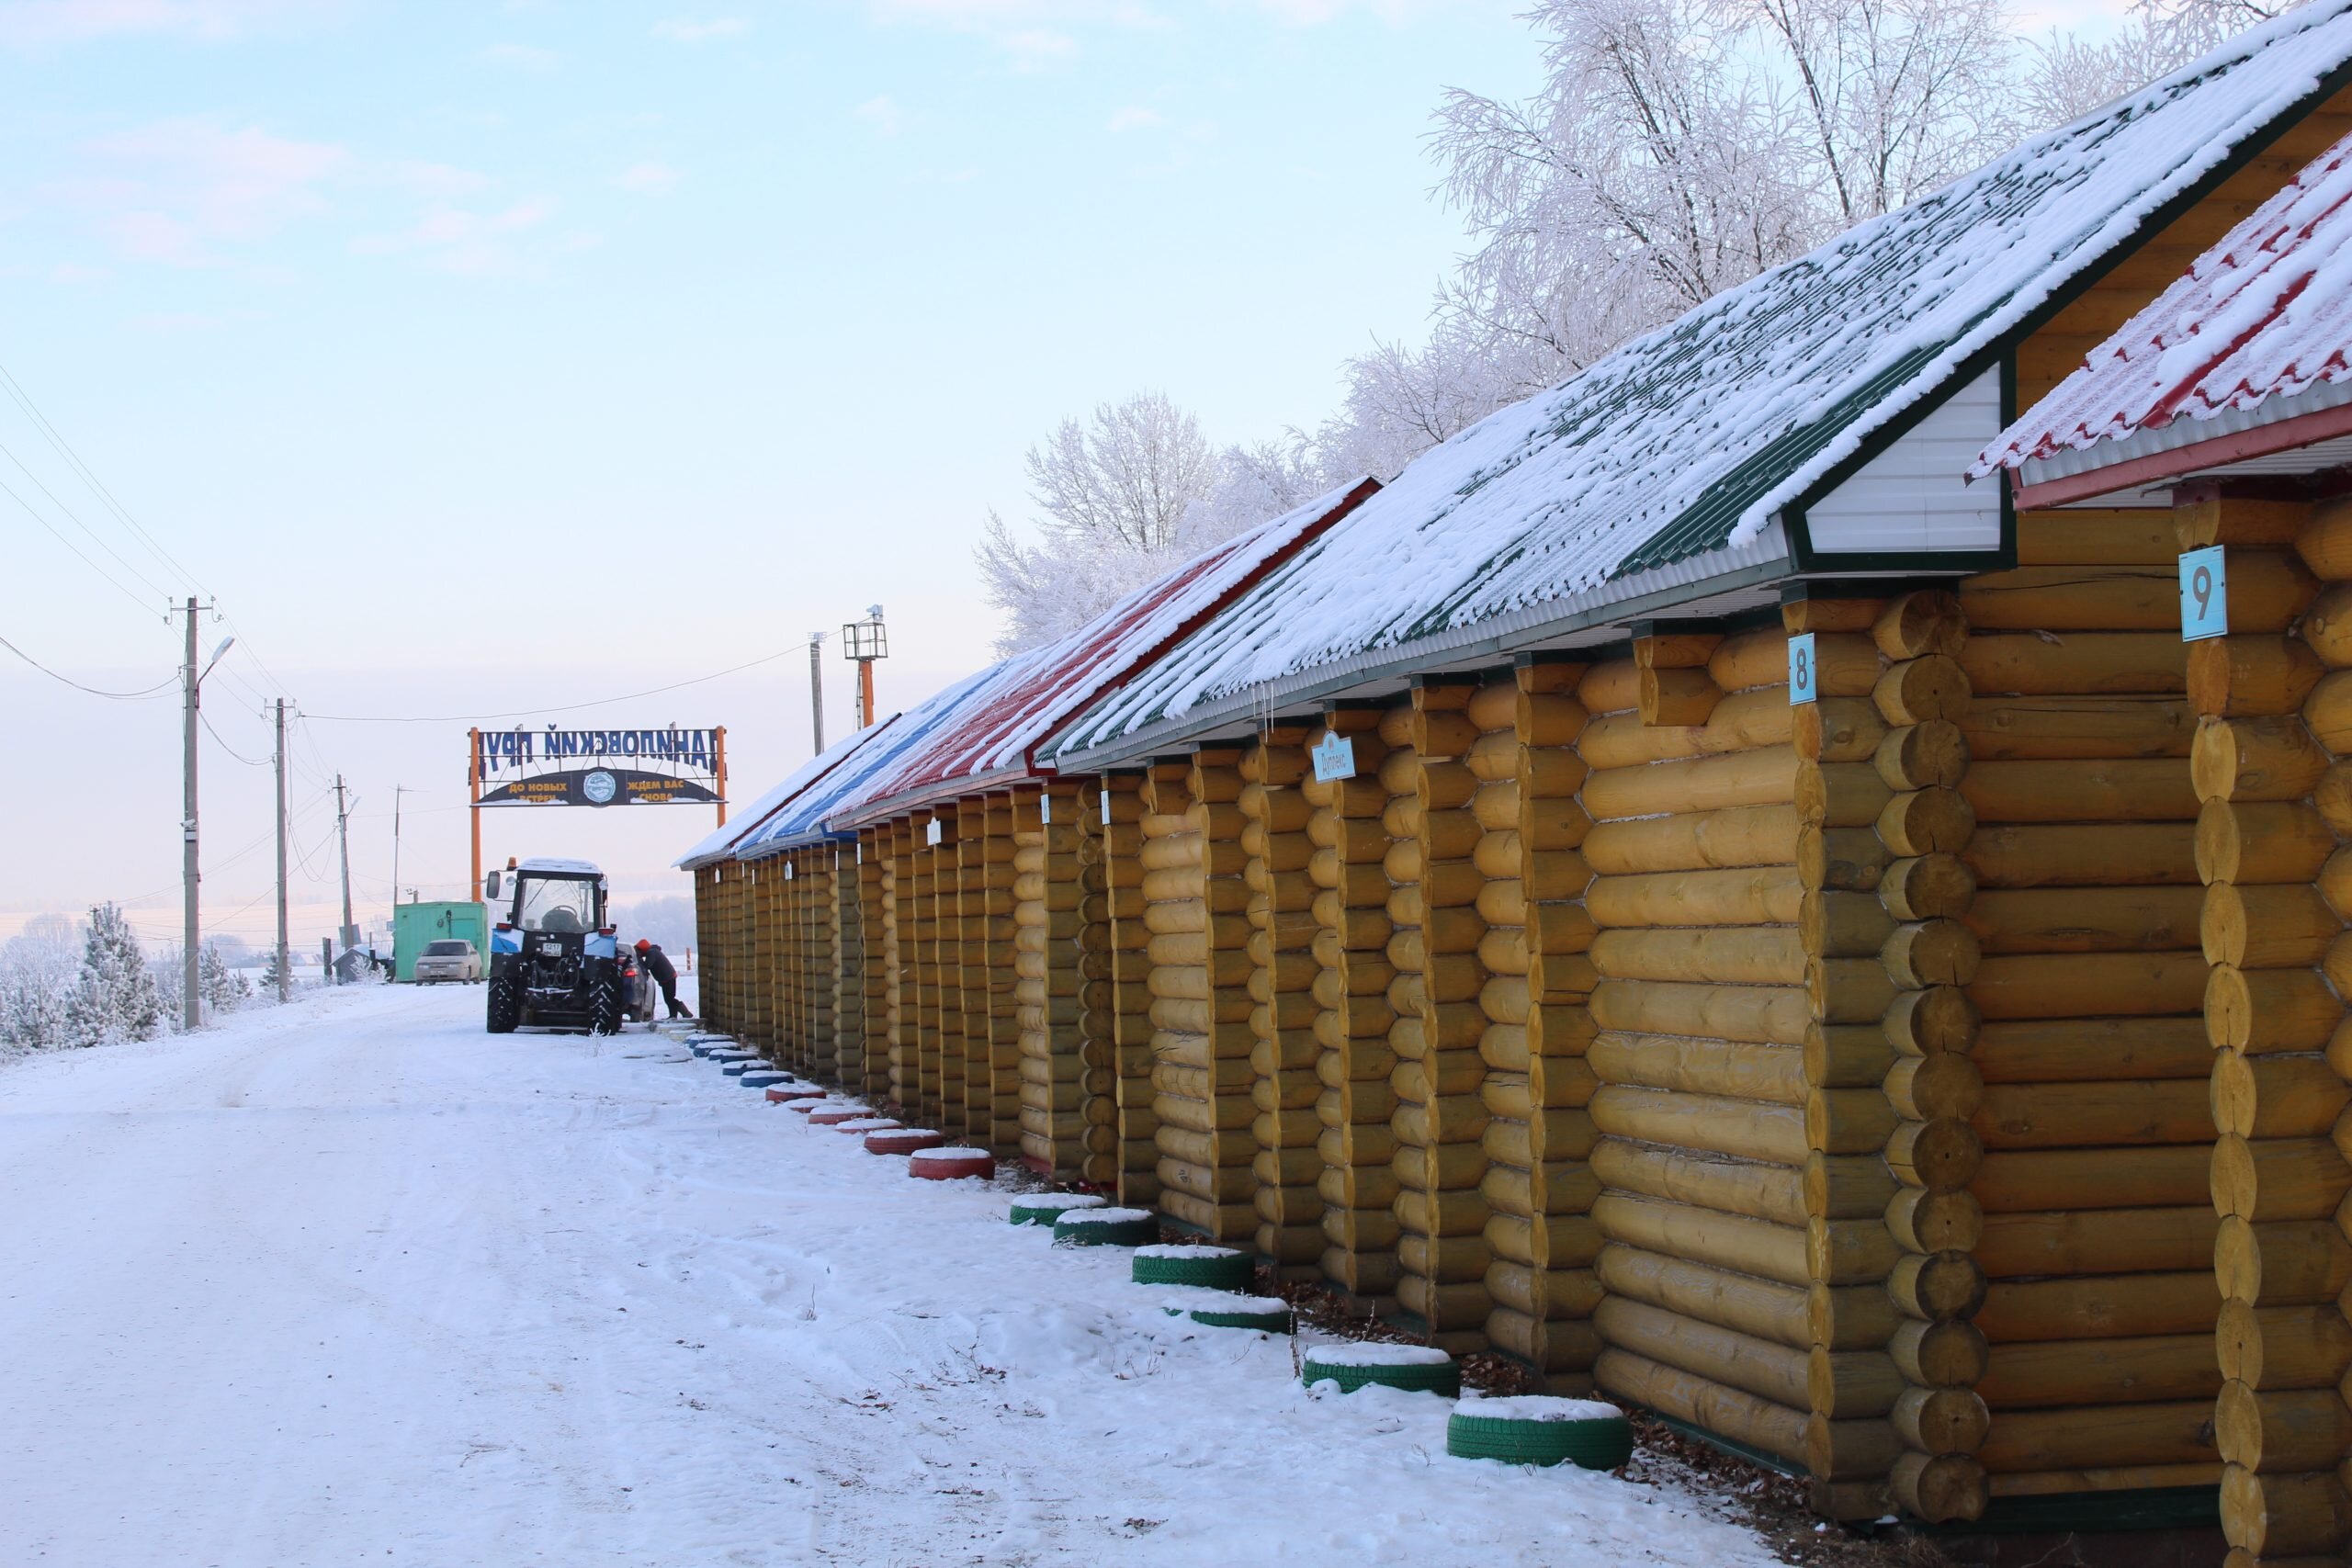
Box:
1806;368;2002;554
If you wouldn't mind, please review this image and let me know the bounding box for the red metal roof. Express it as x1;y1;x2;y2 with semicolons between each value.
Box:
836;478;1378;822
1977;128;2352;481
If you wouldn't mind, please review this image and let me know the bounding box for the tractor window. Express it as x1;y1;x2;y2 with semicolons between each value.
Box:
516;877;600;933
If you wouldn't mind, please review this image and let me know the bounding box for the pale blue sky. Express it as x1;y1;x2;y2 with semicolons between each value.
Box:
0;0;2125;947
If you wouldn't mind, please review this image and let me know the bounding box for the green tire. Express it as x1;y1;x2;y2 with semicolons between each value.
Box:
1010;1194;1107;1226
1445;1407;1634;1470
1187;1302;1292;1332
1302;1354;1461;1396
1051;1209;1158;1247
1131;1247;1252;1291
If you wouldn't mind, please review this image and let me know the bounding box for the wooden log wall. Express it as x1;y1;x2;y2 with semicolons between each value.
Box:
1579;628;1833;1481
750;858;777;1057
806;847;842;1081
1014;783;1091;1180
1945;512;2224;1514
1244;725;1322;1273
693;865;723;1032
975;795;1022;1151
884;821;917;1114
948;799;985;1140
1304;706;1399;1307
1483;660;1602;1388
1143;750;1259;1241
832;842;866;1091
782;852;806;1070
918;809;956;1127
1094;773;1159;1205
1803;591;1986;1524
1392;678;1494;1348
2178;489;2352;1568
858;833;891;1100
715;861;742;1035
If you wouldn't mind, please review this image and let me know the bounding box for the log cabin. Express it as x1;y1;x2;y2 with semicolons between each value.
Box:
692;3;2352;1544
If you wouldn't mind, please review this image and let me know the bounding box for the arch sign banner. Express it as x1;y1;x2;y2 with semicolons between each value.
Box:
466;724;729;886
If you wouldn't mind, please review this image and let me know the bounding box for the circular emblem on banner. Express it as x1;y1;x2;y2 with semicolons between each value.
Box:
583;770;618;806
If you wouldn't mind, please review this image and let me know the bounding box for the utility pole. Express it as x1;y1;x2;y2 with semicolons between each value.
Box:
273;698;289;1004
808;631;826;754
334;773;357;956
171;597;229;1031
391;784;408;923
181;597;200;1029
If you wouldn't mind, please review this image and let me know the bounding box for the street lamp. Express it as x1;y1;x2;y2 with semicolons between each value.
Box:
842;605;888;729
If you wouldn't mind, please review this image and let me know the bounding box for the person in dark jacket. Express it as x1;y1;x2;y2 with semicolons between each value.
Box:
634;939;692;1017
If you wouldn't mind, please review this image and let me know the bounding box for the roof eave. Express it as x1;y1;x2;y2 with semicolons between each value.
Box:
1046;530;1796;773
2012;380;2352;506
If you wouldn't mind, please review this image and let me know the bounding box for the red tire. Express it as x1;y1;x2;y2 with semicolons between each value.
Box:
865;1128;947;1156
766;1087;825;1104
910;1148;995;1180
838;1118;900;1135
807;1108;865;1126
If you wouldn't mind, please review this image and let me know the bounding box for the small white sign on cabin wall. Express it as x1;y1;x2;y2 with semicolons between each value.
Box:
1311;732;1358;784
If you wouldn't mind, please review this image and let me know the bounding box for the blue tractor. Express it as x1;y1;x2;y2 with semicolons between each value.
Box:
482;857;633;1034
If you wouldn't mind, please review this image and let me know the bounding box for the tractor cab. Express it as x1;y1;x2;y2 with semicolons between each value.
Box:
483;858;625;1034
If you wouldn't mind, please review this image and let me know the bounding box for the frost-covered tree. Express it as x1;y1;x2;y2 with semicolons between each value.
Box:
976;392;1220;654
1319;0;2125;479
198;942;251;1014
0;915;80;1053
71;904;164;1044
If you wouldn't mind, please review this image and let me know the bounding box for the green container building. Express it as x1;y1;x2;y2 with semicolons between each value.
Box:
391;901;489;982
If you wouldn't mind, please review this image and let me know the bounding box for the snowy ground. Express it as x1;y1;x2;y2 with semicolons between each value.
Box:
0;985;1783;1568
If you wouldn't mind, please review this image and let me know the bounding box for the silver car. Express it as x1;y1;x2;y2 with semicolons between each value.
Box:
413;939;482;984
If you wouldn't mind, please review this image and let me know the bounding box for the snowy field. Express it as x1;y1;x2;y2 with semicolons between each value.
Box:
0;985;1781;1567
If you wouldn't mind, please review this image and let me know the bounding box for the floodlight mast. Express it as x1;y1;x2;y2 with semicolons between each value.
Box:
841;605;888;728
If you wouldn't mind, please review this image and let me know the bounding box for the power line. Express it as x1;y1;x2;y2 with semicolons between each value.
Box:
301;644;805;723
0;469;162;620
0;430;171;602
0;355;209;597
0;631;176;699
200;710;271;767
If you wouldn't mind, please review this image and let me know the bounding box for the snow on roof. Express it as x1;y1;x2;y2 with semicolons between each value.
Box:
832;479;1376;824
673;721;899;870
731;664;1005;858
1046;2;2352;763
1976;127;2352;477
516;857;603;875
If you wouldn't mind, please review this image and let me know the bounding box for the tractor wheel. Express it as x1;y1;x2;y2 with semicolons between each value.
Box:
486;976;520;1034
589;973;624;1037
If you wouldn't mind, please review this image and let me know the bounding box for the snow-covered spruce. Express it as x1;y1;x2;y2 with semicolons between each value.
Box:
1446;1396;1633;1470
1009;1192;1105;1225
1050;1206;1157;1247
1130;1243;1251;1291
1301;1343;1460;1397
908;1147;993;1180
1152;1288;1294;1333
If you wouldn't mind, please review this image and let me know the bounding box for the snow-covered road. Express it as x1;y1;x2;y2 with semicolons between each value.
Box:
0;987;1781;1567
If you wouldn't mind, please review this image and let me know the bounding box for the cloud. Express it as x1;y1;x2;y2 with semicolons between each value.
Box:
1105;106;1161;132
853;95;902;136
612;160;681;194
0;0;323;48
351;196;560;276
384;160;492;199
70;118;345;264
650;16;748;39
1000;27;1075;69
475;40;556;69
